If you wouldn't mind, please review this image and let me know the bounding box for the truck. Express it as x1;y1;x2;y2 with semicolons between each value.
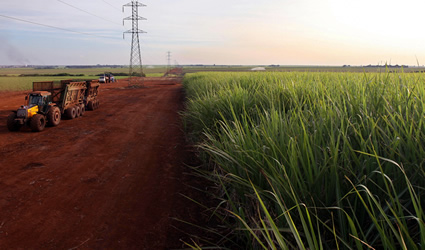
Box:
6;79;100;132
100;72;115;83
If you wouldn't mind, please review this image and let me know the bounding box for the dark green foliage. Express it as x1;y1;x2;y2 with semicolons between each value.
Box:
183;71;425;249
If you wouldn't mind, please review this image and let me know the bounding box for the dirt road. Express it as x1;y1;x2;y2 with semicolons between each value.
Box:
0;78;203;249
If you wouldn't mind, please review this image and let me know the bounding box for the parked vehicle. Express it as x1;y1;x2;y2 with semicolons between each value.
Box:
103;73;115;83
7;80;100;132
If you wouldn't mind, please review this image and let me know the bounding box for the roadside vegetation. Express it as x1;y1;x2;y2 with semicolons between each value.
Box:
182;71;425;249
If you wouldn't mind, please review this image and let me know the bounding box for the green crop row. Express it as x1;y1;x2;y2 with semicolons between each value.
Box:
182;71;425;249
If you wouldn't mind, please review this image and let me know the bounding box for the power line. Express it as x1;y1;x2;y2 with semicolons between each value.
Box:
101;0;121;12
57;0;122;27
0;13;121;40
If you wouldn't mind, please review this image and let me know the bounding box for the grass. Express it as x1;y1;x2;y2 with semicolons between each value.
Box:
182;71;425;249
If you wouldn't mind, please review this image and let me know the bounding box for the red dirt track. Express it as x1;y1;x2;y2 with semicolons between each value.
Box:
0;78;203;249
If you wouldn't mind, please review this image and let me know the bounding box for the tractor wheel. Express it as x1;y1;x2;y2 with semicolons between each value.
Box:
7;113;21;131
80;104;85;116
47;106;61;126
66;106;77;119
75;105;81;117
30;114;46;132
88;101;94;111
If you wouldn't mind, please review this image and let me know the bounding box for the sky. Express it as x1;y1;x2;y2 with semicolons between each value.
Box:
1;0;425;66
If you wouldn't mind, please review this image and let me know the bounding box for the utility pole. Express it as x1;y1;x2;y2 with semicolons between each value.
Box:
123;0;146;86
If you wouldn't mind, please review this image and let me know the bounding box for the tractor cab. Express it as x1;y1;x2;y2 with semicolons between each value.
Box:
25;91;52;111
16;91;52;120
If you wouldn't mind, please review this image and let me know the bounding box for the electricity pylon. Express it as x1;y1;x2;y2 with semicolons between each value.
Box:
123;0;146;86
167;51;171;73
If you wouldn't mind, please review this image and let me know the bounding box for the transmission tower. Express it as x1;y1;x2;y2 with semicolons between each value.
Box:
123;0;146;86
167;51;171;73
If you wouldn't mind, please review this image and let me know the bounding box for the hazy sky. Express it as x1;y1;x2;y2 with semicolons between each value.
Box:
1;0;425;66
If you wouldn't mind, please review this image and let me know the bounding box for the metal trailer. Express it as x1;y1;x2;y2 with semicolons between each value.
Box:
33;80;87;118
84;80;100;110
59;79;100;110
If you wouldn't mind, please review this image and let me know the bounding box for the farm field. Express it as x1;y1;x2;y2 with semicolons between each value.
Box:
182;71;425;248
0;77;206;249
182;65;425;73
0;67;169;91
1;69;424;249
0;76;99;91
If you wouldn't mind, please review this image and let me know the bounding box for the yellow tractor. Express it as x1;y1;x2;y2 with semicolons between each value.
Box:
7;91;61;132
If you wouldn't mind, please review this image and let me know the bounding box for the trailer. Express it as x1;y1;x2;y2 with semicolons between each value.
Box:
84;80;100;110
60;79;100;111
7;79;100;132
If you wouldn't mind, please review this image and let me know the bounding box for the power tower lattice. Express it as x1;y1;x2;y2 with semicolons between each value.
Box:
167;51;171;72
123;0;146;86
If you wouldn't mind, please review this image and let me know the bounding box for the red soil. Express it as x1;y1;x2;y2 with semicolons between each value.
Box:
0;78;205;249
